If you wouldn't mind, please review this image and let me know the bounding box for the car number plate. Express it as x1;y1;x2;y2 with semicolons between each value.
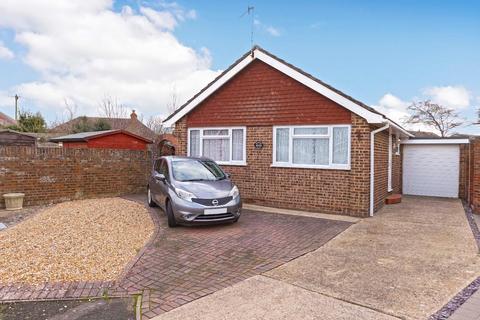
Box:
204;208;227;215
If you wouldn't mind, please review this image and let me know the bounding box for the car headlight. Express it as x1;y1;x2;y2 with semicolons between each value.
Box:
229;185;240;199
174;187;196;202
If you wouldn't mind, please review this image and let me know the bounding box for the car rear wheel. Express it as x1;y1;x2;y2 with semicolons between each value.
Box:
166;200;177;228
147;187;157;207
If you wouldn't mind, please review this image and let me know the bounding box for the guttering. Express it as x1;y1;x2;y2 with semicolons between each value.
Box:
370;123;390;217
401;138;470;145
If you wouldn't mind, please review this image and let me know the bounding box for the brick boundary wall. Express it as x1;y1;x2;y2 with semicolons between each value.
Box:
469;138;480;214
0;146;152;208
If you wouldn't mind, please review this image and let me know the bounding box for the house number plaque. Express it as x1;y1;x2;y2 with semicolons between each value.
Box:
254;141;264;149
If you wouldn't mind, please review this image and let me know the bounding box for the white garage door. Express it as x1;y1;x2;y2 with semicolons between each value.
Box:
403;144;459;198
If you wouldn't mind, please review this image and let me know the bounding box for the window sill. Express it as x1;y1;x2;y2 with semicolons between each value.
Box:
270;163;351;171
216;162;247;166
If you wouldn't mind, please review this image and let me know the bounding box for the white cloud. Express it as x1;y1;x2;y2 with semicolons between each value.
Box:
372;93;432;132
0;41;14;59
254;19;281;37
423;85;470;109
266;26;280;37
0;0;219;121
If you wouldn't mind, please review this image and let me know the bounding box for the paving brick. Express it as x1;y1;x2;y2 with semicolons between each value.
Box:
114;201;351;319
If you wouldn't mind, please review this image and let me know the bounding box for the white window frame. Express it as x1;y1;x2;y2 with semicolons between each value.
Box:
187;127;247;166
272;125;351;170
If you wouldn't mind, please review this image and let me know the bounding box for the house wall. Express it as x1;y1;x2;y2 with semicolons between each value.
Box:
0;146;152;208
176;114;379;217
373;130;389;212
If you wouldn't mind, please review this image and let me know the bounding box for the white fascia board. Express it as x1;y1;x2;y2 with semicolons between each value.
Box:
254;50;385;124
162;54;254;127
400;139;470;145
387;120;414;138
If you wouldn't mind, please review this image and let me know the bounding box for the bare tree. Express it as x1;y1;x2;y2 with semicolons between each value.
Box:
64;99;78;121
166;85;178;115
145;115;164;134
98;96;128;118
405;100;464;137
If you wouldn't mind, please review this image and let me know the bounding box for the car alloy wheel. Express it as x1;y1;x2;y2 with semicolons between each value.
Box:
147;187;157;207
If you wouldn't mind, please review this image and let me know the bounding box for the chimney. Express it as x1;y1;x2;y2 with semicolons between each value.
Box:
130;110;138;120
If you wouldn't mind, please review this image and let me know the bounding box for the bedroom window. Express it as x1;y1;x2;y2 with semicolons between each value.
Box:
188;127;246;165
273;125;351;170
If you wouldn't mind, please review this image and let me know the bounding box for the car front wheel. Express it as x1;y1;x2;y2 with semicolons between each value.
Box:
166;200;178;228
147;187;157;207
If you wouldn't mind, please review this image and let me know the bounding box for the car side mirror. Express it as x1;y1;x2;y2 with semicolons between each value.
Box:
154;173;166;182
225;172;231;178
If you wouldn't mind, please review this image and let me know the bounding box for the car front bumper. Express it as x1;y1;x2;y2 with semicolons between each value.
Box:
171;195;242;225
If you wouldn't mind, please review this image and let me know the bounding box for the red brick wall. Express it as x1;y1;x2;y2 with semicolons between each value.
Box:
61;133;148;150
373;130;388;212
0;146;152;208
176;114;374;217
470;139;480;213
186;60;351;127
392;141;402;194
459;144;468;199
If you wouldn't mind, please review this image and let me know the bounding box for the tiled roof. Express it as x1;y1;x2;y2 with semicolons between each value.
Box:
51;116;156;140
0;112;16;126
50;129;152;143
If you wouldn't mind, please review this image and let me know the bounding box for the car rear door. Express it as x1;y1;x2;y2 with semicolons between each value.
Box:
150;159;163;205
156;159;170;206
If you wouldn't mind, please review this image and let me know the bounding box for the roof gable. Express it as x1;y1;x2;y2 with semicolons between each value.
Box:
163;46;387;127
186;59;352;127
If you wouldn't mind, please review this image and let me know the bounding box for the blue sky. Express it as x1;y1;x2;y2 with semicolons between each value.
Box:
0;0;478;134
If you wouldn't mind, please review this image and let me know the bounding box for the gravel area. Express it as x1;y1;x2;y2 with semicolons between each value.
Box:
0;198;154;285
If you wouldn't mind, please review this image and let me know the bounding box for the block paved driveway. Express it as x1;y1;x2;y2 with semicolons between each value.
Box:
113;196;352;319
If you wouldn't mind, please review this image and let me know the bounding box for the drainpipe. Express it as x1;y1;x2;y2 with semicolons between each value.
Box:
370;123;390;216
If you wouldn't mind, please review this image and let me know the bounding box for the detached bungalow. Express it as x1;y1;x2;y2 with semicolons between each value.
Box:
163;46;463;217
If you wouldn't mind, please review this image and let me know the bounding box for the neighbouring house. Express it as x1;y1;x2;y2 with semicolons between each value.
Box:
407;130;439;138
0;112;16;127
50;130;152;150
0;129;37;146
163;46;415;217
51;110;156;141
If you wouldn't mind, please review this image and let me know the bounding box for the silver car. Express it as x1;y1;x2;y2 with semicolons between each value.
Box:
147;156;242;227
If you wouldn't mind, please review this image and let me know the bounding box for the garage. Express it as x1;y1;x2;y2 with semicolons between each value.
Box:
402;139;469;198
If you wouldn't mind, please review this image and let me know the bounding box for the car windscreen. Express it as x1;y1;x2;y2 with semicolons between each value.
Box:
172;159;226;182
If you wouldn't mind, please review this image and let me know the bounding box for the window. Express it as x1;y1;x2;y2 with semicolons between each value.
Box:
273;125;351;169
188;127;246;165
